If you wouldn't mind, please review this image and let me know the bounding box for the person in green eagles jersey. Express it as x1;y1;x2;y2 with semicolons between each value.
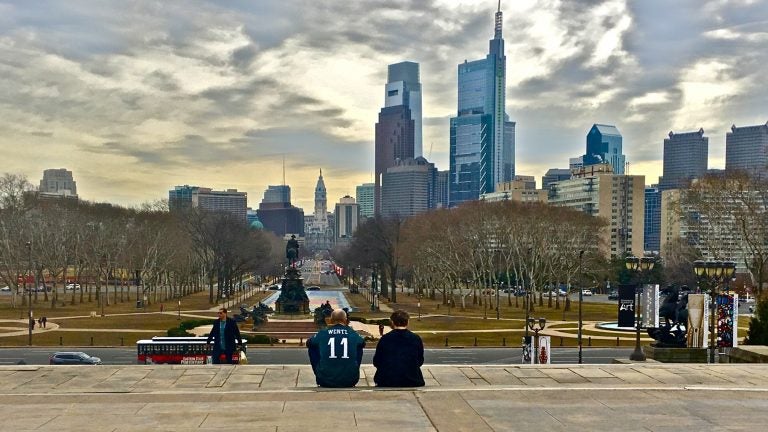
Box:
307;309;366;387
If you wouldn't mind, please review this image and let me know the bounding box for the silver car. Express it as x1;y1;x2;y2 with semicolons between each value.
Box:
49;352;102;365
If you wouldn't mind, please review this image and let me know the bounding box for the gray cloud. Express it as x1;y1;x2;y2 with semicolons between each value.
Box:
0;0;766;207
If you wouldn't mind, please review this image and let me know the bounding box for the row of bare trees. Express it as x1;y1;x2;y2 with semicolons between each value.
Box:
339;200;606;311
0;173;283;310
675;171;768;295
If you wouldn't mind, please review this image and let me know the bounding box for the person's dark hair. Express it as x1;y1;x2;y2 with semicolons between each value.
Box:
219;308;227;314
390;310;409;327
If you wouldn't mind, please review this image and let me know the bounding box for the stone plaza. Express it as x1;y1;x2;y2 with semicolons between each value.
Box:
2;363;768;431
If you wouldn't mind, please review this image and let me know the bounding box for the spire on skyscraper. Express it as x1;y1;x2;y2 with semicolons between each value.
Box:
494;1;503;39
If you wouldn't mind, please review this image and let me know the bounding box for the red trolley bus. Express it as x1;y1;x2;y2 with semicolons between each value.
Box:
137;336;247;364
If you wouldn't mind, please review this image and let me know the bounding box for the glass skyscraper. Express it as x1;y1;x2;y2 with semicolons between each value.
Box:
583;124;626;174
644;185;661;253
449;3;515;207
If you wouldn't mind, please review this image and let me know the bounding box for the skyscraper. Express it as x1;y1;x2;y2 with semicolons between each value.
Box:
386;62;422;157
449;2;515;207
356;183;375;219
257;185;304;237
659;129;708;190
168;185;199;211
726;122;768;178
262;185;291;204
381;157;437;219
583;124;626;174
375;105;414;214
39;168;77;198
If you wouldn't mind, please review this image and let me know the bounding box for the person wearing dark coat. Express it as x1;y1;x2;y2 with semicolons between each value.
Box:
206;308;242;364
373;309;425;387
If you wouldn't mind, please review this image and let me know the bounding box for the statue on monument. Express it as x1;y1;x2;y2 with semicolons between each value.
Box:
286;234;300;267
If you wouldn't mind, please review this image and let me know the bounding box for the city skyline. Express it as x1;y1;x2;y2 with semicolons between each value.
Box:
1;0;766;211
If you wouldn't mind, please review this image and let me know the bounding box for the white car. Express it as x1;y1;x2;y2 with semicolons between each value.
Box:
582;289;593;296
0;286;11;292
65;283;81;291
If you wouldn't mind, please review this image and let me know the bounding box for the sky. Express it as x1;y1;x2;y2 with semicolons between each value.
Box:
1;0;766;211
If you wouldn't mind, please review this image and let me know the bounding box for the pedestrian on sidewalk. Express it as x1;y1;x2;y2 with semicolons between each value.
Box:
373;309;424;387
41;316;47;328
160;303;164;313
206;308;242;364
306;309;366;388
378;323;384;337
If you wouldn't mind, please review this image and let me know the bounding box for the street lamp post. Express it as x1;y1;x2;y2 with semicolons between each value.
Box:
693;260;737;363
178;299;181;320
527;317;547;364
578;250;585;365
25;241;32;346
417;295;421;321
625;256;656;361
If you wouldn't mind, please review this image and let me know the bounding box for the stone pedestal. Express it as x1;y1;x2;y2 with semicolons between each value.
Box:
644;345;707;363
275;267;309;314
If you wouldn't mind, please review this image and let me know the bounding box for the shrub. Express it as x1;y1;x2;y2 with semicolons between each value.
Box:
745;298;768;345
179;319;214;331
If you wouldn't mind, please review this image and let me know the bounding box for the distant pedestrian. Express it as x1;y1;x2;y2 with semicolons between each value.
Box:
378;323;384;337
307;309;366;388
206;308;242;364
41;316;47;328
373;310;425;387
38;318;42;327
160;303;164;313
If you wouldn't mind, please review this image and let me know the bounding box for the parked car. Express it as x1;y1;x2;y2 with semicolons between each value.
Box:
307;286;321;291
608;290;619;300
0;286;11;292
49;352;102;365
581;289;593;296
267;284;281;291
65;283;81;291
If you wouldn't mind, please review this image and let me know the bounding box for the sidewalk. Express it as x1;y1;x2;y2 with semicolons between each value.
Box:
1;364;768;431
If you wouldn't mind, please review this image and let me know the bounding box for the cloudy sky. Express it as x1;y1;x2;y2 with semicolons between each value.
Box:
1;0;766;211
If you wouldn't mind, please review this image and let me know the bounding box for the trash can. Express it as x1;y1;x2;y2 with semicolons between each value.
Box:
136;300;143;309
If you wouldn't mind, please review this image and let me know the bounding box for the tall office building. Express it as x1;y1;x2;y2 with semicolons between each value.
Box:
548;165;645;257
262;185;291;204
659;129;708;190
374;61;422;215
386;62;422;157
168;185;199;211
39;168;77;198
375;106;414;214
192;188;248;221
356;183;375;219
257;186;304;237
569;156;584;170
449;3;515;207
583;124;626;174
334;196;359;241
726;122;768;178
381;157;437;218
644;185;661;253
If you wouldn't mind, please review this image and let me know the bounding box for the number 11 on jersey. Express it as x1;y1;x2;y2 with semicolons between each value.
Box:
327;337;349;359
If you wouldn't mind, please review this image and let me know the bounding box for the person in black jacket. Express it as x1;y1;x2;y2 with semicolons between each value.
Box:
373;309;425;387
206;308;242;364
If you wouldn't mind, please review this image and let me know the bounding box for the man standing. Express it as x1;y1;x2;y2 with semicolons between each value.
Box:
206;308;242;364
373;310;425;387
307;309;366;387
